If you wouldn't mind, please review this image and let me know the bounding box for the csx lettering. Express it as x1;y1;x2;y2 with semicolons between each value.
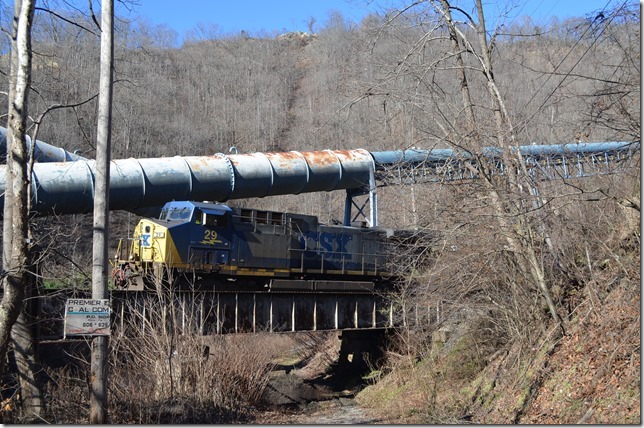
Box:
140;234;151;247
300;232;352;258
334;235;351;253
319;233;334;252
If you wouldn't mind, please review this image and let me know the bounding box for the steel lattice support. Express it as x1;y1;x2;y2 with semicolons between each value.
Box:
372;142;640;186
345;141;639;226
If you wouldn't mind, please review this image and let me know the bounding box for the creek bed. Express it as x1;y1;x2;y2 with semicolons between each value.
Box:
256;365;382;424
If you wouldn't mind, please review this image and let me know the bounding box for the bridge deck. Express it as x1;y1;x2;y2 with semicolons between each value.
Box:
33;289;441;340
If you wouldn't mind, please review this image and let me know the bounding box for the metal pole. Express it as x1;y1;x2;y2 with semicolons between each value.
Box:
291;295;295;332
313;296;317;331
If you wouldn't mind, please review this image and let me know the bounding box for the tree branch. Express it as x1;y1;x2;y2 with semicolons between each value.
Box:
34;7;99;37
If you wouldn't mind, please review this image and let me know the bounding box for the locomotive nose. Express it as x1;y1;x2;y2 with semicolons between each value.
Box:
133;220;169;263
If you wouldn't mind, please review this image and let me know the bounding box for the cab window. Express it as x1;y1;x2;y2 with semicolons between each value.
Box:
201;212;229;227
166;207;192;221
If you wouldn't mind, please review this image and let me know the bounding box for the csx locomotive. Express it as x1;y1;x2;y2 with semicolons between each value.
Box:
113;200;413;292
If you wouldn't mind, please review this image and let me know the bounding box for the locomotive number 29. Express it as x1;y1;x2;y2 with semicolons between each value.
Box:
200;230;222;245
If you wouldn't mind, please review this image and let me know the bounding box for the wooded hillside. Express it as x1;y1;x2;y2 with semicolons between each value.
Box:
0;0;639;423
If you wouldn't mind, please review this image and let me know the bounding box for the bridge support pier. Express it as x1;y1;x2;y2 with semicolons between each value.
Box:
338;328;389;369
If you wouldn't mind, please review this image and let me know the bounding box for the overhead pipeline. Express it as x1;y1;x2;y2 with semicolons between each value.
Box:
369;141;640;166
0;134;638;217
0;127;87;163
0;149;374;216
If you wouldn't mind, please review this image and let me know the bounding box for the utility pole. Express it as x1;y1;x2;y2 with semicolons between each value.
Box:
90;0;113;423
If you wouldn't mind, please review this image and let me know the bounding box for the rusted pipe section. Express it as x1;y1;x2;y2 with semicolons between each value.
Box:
0;149;374;216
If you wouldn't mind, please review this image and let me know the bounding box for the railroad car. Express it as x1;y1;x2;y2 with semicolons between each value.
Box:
112;201;414;292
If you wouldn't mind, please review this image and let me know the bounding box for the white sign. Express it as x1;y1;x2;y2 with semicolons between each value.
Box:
64;298;111;337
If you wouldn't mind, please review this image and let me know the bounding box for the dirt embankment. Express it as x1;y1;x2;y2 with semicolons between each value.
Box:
520;283;640;424
354;278;640;425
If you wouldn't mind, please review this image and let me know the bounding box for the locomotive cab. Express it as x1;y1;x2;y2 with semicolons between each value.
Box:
113;201;234;290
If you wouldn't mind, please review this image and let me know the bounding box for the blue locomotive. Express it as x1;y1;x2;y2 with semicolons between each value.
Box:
112;200;408;292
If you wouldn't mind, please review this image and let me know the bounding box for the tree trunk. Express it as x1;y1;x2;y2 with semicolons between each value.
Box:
0;0;21;378
473;0;562;325
0;0;35;383
11;236;43;421
11;309;43;421
0;0;43;420
440;0;476;133
433;0;562;326
90;0;114;423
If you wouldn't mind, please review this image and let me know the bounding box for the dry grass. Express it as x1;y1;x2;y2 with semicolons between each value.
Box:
37;293;287;424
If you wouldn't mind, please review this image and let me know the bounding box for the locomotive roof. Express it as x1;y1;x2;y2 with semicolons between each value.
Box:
162;200;232;213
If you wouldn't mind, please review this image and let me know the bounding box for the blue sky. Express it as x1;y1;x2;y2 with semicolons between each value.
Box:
122;0;623;42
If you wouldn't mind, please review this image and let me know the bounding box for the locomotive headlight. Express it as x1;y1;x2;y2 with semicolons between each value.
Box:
154;232;165;238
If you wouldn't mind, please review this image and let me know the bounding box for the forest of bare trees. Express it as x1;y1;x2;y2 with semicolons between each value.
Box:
0;0;639;423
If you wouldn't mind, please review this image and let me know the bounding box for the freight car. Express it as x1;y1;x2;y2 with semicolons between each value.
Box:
112;200;420;292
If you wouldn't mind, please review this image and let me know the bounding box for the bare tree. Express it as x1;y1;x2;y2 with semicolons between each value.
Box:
0;0;43;420
371;0;565;329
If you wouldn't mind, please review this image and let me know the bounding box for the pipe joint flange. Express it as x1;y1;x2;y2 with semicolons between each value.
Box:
214;153;235;201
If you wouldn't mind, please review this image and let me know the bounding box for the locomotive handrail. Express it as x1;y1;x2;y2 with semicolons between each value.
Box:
287;246;389;276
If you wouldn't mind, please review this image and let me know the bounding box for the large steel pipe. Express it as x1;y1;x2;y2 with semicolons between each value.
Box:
0;149;374;216
0;127;86;163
